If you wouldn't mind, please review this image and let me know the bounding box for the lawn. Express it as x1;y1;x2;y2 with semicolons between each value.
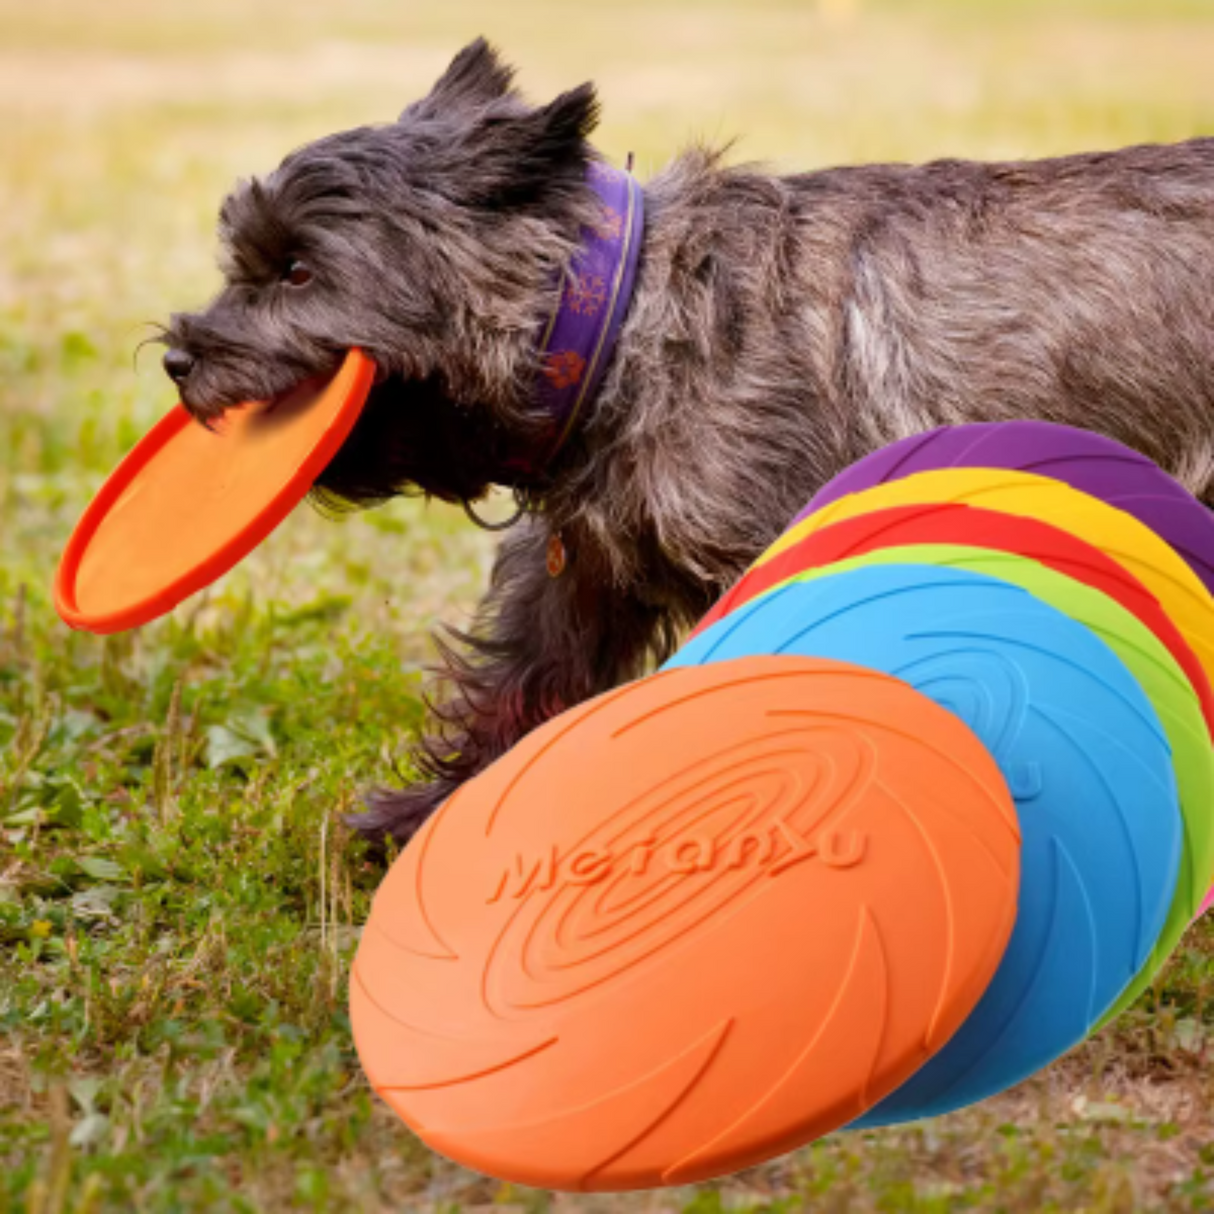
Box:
1;0;1213;1210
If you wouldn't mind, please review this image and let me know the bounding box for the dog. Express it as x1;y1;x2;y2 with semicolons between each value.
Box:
160;37;1214;847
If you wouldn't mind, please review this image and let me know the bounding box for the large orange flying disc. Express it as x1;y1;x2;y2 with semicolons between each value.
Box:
54;348;375;634
351;657;1020;1191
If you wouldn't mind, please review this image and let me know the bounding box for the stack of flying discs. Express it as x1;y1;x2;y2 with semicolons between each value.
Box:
789;420;1214;927
351;419;1214;1189
773;425;1214;924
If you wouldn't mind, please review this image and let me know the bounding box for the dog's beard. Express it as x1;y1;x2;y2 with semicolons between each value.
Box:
309;369;504;512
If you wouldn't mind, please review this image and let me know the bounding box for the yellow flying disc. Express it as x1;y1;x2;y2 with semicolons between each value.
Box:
767;469;1214;696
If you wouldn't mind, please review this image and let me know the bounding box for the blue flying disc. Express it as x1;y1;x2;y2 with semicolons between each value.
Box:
665;564;1181;1122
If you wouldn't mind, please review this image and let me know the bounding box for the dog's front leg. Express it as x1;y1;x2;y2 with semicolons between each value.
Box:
348;517;671;846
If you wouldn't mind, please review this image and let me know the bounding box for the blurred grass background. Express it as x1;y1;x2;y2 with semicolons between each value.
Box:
1;1;1213;1210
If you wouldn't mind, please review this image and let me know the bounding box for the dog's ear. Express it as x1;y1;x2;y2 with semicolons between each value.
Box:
475;83;601;209
406;79;601;212
497;82;601;186
404;38;517;119
531;83;602;157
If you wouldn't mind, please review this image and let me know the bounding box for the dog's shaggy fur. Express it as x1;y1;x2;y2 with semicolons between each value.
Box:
161;39;1214;845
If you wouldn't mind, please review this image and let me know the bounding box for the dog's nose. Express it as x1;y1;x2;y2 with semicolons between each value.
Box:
163;348;196;384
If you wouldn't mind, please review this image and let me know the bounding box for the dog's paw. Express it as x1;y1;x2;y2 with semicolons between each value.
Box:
345;779;452;849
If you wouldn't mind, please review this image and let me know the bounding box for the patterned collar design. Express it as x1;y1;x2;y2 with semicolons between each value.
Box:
515;161;645;477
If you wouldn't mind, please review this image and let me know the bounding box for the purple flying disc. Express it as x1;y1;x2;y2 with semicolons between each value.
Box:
797;422;1214;598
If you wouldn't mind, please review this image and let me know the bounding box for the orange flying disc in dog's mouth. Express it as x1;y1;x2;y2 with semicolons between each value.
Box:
54;348;375;634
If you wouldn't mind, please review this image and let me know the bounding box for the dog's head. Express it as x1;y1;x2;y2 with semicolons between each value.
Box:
159;39;603;507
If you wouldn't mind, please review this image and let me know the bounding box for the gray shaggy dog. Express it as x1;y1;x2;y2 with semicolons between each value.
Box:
161;38;1214;846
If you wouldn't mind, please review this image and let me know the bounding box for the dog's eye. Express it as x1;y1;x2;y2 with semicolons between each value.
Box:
282;260;312;287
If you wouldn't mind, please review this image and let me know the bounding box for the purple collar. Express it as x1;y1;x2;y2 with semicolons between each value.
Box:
508;162;644;479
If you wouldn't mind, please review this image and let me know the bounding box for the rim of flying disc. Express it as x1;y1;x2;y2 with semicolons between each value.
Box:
798;421;1214;599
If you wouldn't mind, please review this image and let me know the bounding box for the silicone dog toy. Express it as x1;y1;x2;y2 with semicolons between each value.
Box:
350;657;1020;1189
55;349;374;633
765;469;1214;695
773;466;1214;925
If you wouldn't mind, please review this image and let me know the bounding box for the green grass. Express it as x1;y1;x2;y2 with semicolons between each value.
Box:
2;0;1213;1209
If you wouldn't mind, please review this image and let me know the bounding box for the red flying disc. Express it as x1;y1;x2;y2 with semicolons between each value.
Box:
351;657;1020;1190
692;501;1214;739
54;349;374;634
